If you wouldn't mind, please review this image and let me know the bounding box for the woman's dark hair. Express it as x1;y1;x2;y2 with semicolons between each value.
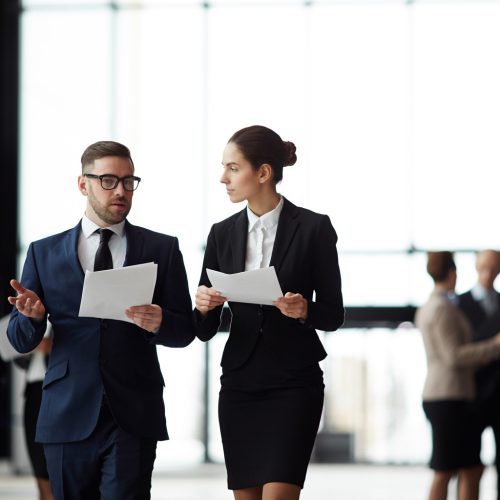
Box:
228;125;296;184
426;251;456;283
81;140;134;173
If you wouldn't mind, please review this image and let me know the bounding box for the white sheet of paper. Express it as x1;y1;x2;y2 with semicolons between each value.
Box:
207;266;283;306
0;315;22;361
78;262;158;322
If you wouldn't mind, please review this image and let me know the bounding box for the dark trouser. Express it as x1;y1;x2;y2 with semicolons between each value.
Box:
43;401;157;500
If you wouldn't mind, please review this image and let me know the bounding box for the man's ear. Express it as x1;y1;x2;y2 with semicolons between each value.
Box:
258;164;273;184
78;175;88;196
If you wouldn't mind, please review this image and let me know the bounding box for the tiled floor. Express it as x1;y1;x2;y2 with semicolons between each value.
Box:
0;463;497;499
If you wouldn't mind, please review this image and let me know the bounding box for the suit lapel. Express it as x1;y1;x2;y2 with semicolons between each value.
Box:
123;221;144;266
270;198;299;274
230;209;248;273
64;222;85;278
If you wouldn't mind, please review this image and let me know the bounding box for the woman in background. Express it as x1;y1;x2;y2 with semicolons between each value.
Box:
194;125;344;500
416;251;500;500
14;332;53;500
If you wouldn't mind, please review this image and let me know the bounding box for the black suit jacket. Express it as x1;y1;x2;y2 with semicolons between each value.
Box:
8;220;195;443
458;289;500;401
196;198;344;370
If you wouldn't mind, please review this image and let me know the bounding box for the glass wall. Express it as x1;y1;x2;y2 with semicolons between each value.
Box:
19;0;500;467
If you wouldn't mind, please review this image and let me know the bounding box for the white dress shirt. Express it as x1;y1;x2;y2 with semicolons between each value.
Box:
26;324;52;383
471;283;499;317
26;351;47;383
245;197;284;271
78;214;127;272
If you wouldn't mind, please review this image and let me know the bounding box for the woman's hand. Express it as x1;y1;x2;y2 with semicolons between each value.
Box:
273;292;308;321
195;286;227;317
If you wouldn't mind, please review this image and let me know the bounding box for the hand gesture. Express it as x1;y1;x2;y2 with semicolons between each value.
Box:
125;304;163;333
8;279;46;320
195;286;226;317
273;292;308;321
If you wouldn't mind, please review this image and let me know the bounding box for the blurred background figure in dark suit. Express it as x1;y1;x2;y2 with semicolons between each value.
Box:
459;249;500;500
416;251;500;500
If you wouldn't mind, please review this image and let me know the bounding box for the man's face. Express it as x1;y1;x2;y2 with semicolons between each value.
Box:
78;156;134;227
476;250;500;290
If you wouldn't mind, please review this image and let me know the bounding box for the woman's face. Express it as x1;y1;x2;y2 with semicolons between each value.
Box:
220;142;262;204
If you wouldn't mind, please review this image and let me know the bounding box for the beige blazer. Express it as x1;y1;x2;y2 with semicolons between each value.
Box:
415;289;500;401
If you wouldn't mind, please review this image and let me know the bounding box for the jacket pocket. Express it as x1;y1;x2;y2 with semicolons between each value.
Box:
42;359;68;389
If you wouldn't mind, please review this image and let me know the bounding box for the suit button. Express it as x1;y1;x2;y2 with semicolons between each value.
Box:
259;328;263;333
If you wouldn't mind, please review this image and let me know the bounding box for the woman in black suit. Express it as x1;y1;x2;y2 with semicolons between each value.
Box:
195;125;344;500
14;334;53;500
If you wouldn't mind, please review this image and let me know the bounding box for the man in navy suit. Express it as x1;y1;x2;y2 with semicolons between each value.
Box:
458;249;500;500
7;141;195;500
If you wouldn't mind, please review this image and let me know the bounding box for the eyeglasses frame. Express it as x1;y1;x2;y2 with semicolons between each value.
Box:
83;173;141;191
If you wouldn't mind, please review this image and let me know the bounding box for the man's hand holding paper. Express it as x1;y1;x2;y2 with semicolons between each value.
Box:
125;304;162;333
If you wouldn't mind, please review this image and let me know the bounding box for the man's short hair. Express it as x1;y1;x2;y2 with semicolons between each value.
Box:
81;141;134;173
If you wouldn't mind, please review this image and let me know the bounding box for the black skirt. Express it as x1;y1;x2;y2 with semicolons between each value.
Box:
219;338;324;490
24;381;49;479
423;400;482;471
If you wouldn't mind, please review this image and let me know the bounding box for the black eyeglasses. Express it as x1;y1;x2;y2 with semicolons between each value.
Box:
84;174;141;191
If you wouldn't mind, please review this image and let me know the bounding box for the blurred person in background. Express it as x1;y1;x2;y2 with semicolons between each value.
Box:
458;249;500;500
416;251;500;500
14;330;53;500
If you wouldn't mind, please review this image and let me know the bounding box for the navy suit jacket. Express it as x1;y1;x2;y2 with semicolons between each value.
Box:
8;220;195;443
196;198;344;370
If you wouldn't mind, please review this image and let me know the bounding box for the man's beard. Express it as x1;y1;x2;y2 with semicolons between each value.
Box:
88;194;131;225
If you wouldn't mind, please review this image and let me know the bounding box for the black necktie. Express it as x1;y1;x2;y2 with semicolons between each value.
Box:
94;229;113;271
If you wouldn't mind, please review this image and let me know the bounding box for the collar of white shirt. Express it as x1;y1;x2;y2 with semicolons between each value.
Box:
471;283;494;302
246;196;284;232
81;214;126;239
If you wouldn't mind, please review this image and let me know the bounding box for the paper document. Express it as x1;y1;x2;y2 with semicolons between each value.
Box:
79;262;158;322
207;266;283;306
0;315;22;361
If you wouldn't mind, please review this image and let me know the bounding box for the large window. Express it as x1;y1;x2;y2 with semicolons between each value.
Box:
19;0;500;467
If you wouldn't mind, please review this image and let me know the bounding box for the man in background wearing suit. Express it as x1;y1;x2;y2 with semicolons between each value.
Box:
458;249;500;500
7;141;195;500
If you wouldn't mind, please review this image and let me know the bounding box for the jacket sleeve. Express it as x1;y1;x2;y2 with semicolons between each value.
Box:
195;225;224;342
305;215;345;332
148;237;195;347
7;243;48;353
433;305;500;368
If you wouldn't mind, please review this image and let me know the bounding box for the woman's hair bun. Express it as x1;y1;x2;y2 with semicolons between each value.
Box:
283;141;297;167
